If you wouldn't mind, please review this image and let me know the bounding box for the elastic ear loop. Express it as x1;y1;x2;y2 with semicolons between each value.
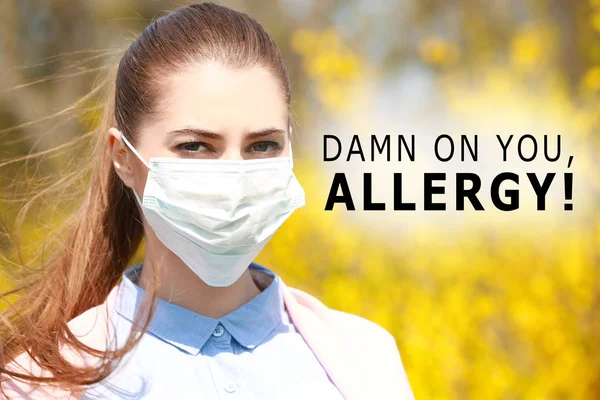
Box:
120;131;151;169
119;131;149;207
289;139;295;169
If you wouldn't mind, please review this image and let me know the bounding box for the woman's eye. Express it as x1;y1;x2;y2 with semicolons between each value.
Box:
176;142;206;152
251;141;282;153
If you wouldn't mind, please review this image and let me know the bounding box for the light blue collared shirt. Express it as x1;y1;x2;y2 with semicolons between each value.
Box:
81;262;344;399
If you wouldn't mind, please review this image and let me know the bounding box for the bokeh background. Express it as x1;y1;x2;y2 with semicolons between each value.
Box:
1;0;599;399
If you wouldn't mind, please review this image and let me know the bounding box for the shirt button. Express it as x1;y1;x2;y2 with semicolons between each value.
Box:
212;324;224;337
224;381;237;393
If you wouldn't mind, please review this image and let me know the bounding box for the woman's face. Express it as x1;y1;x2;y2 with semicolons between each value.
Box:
110;61;290;193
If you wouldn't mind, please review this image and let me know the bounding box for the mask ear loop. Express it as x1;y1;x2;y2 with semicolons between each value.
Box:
118;131;150;208
289;138;295;169
120;131;151;169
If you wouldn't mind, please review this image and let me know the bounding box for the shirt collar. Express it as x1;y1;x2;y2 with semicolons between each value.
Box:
115;262;284;356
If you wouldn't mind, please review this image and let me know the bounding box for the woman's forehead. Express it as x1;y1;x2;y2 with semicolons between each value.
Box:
146;61;288;139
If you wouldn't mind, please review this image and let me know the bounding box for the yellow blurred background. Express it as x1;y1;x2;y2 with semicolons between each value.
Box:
1;1;599;399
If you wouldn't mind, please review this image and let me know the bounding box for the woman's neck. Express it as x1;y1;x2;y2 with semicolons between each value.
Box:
137;232;262;319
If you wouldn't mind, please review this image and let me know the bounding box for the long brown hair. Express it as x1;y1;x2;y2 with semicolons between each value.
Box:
0;2;291;397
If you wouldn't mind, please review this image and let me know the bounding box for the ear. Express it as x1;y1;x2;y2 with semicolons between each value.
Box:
108;127;138;189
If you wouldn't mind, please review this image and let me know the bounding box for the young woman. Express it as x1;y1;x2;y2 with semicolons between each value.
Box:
0;3;414;399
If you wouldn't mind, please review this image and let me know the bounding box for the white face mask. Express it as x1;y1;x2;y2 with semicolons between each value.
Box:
119;131;305;287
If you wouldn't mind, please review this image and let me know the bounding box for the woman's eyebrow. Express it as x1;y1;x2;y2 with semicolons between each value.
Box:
167;128;224;140
246;128;285;139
